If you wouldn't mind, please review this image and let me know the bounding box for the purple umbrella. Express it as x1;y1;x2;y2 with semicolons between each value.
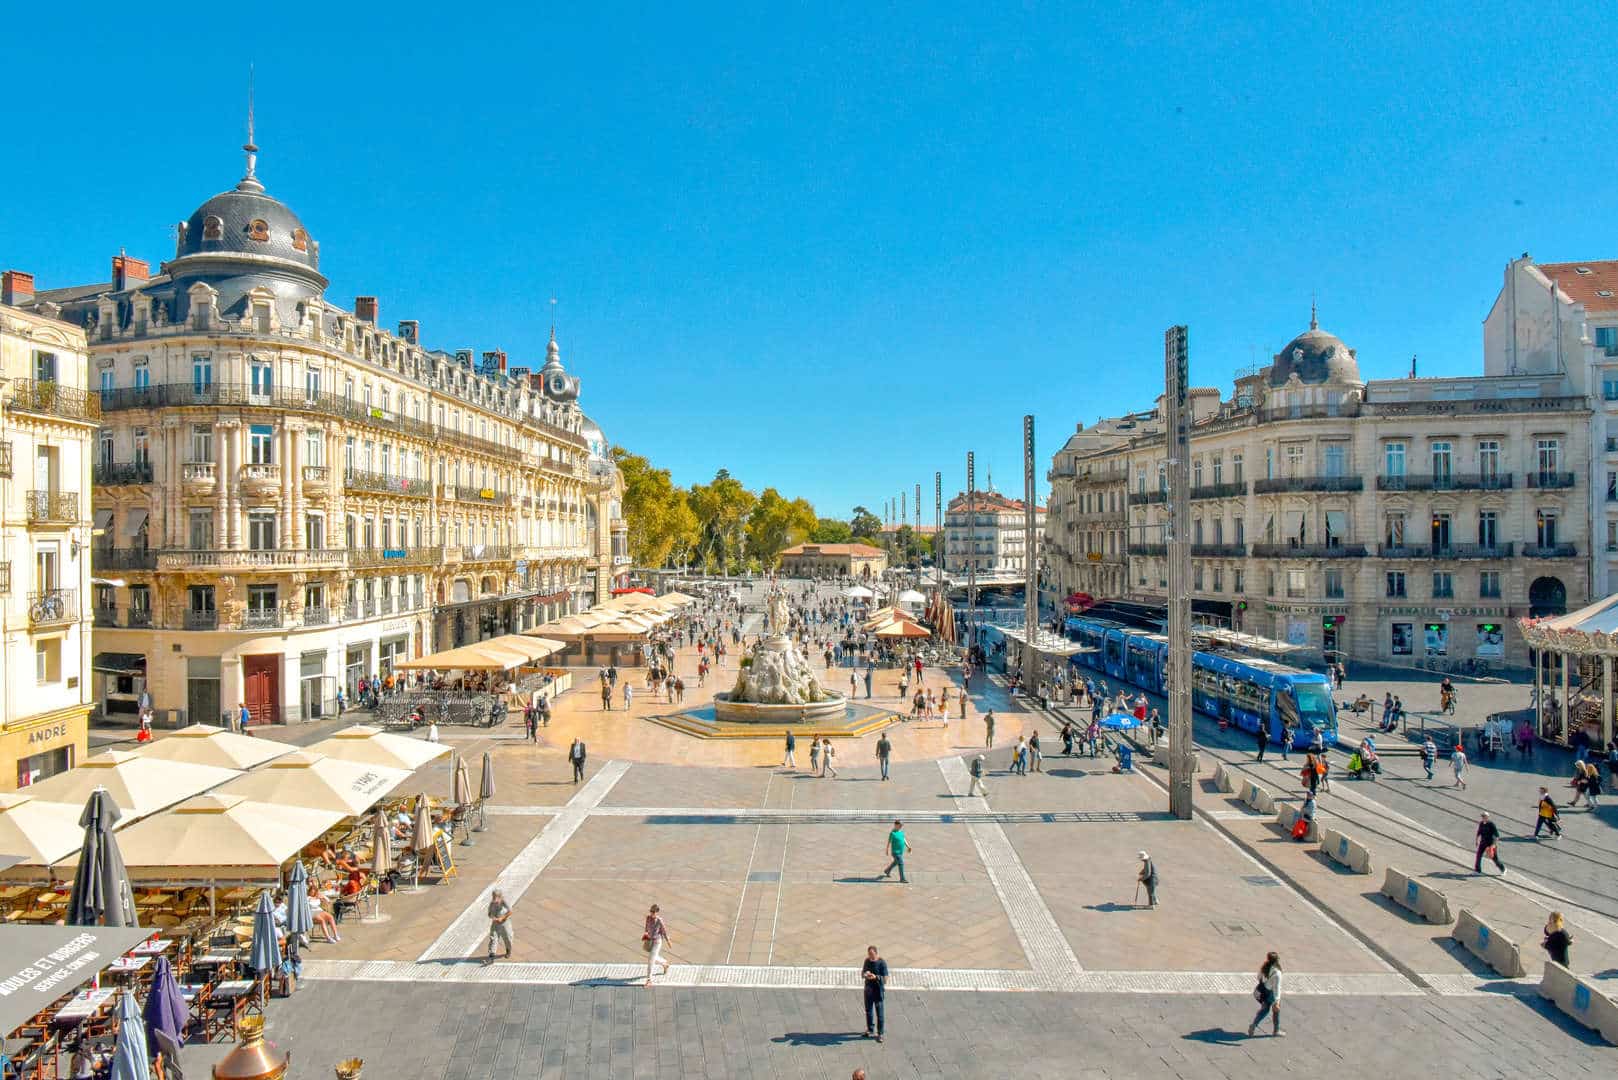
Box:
143;955;186;1054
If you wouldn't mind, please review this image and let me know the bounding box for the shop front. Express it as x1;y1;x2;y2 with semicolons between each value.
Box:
3;704;88;791
1378;604;1516;667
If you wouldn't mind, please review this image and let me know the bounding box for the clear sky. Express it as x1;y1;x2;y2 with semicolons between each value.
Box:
6;4;1614;522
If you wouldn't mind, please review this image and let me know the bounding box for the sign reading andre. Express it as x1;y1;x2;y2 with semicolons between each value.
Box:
0;925;150;1034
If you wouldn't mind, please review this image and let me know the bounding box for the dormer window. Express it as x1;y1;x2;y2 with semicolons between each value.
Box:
203;216;223;240
291;227;309;251
247;219;270;242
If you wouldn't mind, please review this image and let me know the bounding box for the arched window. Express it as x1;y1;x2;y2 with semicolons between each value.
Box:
248;219;270;242
291;227;309;251
203;216;223;240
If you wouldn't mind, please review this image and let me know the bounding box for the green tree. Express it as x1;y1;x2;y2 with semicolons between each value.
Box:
811;517;853;543
689;469;758;574
747;488;819;567
849;505;883;543
612;447;699;568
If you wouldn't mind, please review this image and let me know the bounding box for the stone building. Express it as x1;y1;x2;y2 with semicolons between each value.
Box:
1043;310;1591;669
20;143;624;726
778;542;887;579
942;489;1044;577
0;283;97;786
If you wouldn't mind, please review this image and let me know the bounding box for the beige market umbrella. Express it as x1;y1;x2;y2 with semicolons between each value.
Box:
452;755;471;806
137;724;296;771
393;639;533;671
306;726;452;772
216;751;410;816
873;619;931;639
75;794;345;883
0;793;106;869
26;750;240;822
369;804;394;920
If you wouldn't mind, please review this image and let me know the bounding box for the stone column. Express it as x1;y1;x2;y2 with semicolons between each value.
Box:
286;421;304;549
1603;653;1613;748
216;419;238;551
162;418;183;548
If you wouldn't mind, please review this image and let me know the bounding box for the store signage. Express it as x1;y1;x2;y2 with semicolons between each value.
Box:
368;407;384;419
382;548;407;560
1264;603;1349;615
26;723;68;746
479;488;495;500
1086;552;1103;562
1381;605;1507;618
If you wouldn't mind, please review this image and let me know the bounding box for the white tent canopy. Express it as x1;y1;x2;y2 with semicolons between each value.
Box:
24;750;240;822
305;725;451;772
217;750;411;816
137;723;297;771
82;794;347;883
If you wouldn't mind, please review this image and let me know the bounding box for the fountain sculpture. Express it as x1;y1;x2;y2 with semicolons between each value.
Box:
712;589;849;724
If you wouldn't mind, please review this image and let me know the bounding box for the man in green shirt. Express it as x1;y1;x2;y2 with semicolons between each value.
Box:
881;820;910;883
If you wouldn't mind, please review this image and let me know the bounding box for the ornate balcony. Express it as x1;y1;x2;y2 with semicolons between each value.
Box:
1127;490;1168;506
452;485;511;506
1523;543;1578;558
26;490;77;525
8;379;100;423
94;461;153;486
462;544;513;564
303;605;332;626
239;463;281;497
0;442;11;479
157;548;349;571
93;605;118;628
1192;543;1248;558
1526;471;1576;489
301;465;330;497
352;546;439;568
184;610;218;631
1376;473;1513;492
181;461;217;494
1189;482;1248;501
28;588;76;627
1253;475;1363;494
94;547;158;571
1251;542;1368;559
241;608;285;630
345;468;431;498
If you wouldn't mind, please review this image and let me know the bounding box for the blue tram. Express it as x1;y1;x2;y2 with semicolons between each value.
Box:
1065;616;1336;749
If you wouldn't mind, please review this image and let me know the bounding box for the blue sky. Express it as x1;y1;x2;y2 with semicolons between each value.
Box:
6;3;1614;521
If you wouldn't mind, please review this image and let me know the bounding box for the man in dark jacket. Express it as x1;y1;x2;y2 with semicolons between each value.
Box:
1474;812;1504;873
569;739;587;783
861;946;888;1042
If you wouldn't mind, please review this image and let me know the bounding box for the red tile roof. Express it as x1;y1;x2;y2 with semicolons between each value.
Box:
1538;261;1618;313
946;490;1046;514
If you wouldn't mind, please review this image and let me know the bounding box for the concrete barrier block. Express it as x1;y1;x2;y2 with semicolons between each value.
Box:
1452;908;1526;979
1243;782;1276;815
1213;761;1233;793
1380;866;1453;925
1275;804;1320;843
1541;961;1618;1045
1319;827;1374;875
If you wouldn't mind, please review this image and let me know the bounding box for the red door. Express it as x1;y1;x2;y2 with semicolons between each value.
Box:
242;655;281;726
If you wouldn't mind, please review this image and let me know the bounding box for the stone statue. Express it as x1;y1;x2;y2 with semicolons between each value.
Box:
766;590;790;637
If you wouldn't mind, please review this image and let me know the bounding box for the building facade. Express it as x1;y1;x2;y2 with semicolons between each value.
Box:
1043;313;1591;669
0;285;96;787
21;148;624;726
943;490;1044;577
778;542;887;579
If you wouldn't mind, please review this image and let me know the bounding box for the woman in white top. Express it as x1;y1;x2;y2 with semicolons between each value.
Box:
1248;951;1284;1037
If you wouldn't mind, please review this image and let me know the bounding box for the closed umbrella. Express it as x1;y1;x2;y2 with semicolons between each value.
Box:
143;956;185;1068
369;805;393;915
67;788;138;928
247;889;280;997
285;860;313;940
109;988;150;1080
475;751;495;833
452;754;475;848
412;796;434;885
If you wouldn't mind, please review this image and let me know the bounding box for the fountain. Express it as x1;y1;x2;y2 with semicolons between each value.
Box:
712;589;849;724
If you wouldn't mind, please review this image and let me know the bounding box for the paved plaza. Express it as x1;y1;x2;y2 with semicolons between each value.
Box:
142;584;1618;1076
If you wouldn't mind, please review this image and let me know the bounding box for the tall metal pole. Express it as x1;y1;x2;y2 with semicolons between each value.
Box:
966;452;977;648
1165;326;1194;820
914;482;923;590
1023;415;1039;695
934;472;942;589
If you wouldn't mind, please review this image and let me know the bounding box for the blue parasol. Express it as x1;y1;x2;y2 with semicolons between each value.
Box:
247;889;280;977
109;987;150;1080
142;955;186;1058
285;861;313;938
1099;712;1142;731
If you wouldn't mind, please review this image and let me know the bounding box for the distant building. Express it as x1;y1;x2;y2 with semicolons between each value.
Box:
0;289;96;787
943;489;1044;576
778;542;888;579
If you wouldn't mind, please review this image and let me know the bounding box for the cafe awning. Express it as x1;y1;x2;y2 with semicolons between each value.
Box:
217;751;410;816
91;652;146;675
305;725;451;772
92;509;114;534
24;751;240;822
77;794;346;883
873;619;931;639
0;925;153;1037
136;723;296;771
124;508;148;540
393;634;555;672
0;794;105;867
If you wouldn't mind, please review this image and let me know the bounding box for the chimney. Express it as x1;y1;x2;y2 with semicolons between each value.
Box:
354;296;379;323
397;319;419;344
111;254;149;291
481;349;508;373
2;270;35;306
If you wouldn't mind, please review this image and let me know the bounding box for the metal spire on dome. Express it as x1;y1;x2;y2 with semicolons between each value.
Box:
1310;293;1318;331
237;65;264;193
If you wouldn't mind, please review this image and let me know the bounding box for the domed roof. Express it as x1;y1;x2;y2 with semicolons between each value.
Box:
177;178;319;272
1268;307;1361;387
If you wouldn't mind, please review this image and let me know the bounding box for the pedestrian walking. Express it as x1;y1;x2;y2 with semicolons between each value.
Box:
427;719;440;743
1420;737;1436;781
1543;911;1572;967
881;820;909;883
600;678;612;711
876;733;892;781
783;729;797;769
642;904;670;986
960;690;968;719
569;738;587;783
984;710;995;748
1583;760;1603;809
1247;951;1284;1037
861;946;888;1042
1254;723;1268;763
1137;851;1158;908
1474;811;1504;873
1301;754;1320;796
237;701;251;734
850;669;858;700
1280;720;1294;761
623;683;634;710
1535;787;1562;839
1029;731;1043;773
823;739;838;777
968;754;988;797
1451;744;1468;789
864;668;873;699
484;888;513;964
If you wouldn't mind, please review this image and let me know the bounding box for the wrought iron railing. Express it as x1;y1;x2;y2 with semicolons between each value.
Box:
25;490;78;523
1523;543;1578;558
9;380;101;422
1189;482;1248;500
28;588;75;626
1251;542;1367;559
1376;473;1512;492
94;547;158;570
345;468;432;497
1253;475;1363;494
94;461;154;485
1526;471;1576;489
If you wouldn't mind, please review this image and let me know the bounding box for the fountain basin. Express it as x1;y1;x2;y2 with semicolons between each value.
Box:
712;691;850;725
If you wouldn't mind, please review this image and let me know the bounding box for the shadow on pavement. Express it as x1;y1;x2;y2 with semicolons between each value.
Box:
1183;1027;1249;1045
1084;902;1139;913
772;1031;867;1047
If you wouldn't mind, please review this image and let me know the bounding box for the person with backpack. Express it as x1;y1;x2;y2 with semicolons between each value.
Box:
1535;787;1562;839
1543;912;1572;967
968;754;988;797
1247;952;1284;1037
1136;851;1158;908
1474;811;1504;874
1420;737;1437;781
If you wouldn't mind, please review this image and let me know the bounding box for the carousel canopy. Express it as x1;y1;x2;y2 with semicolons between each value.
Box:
1520;593;1618;655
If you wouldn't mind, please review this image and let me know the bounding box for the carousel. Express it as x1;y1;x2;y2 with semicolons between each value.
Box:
1518;593;1618;749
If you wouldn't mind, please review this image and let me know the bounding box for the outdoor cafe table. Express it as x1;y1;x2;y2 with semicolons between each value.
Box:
130;938;173;956
52;987;115;1025
0;885;34;903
